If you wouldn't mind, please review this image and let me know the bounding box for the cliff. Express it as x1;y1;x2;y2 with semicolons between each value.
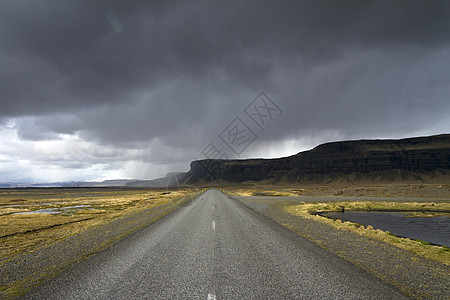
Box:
181;134;450;185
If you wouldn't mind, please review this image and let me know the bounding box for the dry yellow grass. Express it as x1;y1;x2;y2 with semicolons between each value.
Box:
229;183;450;198
300;201;450;215
284;202;450;265
0;188;197;261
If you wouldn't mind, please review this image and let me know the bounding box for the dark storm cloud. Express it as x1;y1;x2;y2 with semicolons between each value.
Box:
1;0;449;153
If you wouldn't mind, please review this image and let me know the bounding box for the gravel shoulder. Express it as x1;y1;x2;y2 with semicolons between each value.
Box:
0;192;198;299
232;195;450;299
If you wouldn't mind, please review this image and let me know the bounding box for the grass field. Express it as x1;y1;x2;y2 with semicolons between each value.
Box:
1;184;449;265
0;188;197;261
229;183;450;198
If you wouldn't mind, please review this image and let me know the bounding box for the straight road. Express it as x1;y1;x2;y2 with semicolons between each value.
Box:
23;189;408;299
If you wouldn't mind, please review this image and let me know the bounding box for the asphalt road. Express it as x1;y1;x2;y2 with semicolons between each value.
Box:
23;189;408;299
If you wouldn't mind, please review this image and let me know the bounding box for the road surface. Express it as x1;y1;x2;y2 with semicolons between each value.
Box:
23;189;408;299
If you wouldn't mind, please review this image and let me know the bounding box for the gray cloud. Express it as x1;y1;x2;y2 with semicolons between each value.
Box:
0;0;449;181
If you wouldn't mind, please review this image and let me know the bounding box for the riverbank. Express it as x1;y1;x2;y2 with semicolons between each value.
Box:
285;201;449;264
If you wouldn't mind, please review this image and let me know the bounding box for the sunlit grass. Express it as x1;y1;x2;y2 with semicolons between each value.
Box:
0;188;197;261
229;183;450;198
284;202;450;265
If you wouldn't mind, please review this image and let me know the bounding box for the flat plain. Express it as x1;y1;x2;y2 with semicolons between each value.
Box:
1;184;449;298
0;188;197;261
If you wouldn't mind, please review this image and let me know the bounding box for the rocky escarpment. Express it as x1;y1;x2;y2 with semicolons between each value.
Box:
181;134;450;184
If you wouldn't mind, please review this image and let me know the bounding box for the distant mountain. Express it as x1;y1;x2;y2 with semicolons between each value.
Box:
61;180;140;187
180;134;450;185
125;172;186;187
0;172;191;188
0;173;191;188
0;179;139;188
0;182;62;188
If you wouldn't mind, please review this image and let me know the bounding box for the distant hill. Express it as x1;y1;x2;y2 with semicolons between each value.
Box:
125;172;186;187
0;174;188;189
180;134;450;185
0;179;140;188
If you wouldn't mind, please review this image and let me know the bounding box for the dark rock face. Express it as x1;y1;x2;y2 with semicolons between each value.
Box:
181;134;450;184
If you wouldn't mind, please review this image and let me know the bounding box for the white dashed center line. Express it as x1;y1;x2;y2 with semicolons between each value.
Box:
212;221;216;230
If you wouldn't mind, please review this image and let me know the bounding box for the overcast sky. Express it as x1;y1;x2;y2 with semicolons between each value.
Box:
0;0;449;182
